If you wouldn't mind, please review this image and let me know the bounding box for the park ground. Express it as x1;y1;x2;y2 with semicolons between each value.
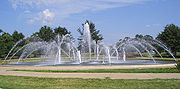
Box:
0;64;180;89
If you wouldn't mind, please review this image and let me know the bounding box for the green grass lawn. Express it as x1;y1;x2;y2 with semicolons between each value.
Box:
135;57;180;60
0;75;179;89
0;58;41;64
13;67;180;73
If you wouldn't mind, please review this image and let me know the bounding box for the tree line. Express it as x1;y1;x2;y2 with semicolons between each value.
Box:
135;24;180;57
0;21;180;59
0;20;103;59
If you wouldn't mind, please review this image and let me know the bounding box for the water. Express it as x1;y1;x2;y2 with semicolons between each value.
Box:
3;22;176;66
3;39;23;63
6;59;176;66
82;22;92;60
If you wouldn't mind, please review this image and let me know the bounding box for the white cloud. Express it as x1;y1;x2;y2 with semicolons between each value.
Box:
9;0;152;25
27;9;55;25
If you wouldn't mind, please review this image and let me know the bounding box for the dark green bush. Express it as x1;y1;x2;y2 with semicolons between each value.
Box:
176;62;180;70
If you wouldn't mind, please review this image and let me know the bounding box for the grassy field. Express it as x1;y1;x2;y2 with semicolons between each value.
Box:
0;58;41;64
133;57;180;60
0;75;179;89
13;67;180;73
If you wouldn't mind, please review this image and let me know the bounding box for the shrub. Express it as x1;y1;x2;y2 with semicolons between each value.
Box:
176;62;180;70
142;53;149;57
105;77;111;80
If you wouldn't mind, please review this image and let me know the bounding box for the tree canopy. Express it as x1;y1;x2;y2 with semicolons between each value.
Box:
54;26;70;36
37;26;54;42
78;20;103;43
34;26;71;42
135;34;143;38
0;29;3;33
0;32;16;58
135;34;153;40
156;24;180;57
12;30;25;42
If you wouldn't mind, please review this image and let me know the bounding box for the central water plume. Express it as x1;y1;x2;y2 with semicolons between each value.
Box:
83;22;92;60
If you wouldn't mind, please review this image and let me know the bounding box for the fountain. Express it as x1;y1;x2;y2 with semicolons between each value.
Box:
3;22;176;66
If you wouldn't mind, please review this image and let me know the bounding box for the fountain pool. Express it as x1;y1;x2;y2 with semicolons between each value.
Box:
3;22;177;66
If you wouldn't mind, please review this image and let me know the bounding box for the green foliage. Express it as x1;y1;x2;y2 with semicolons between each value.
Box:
0;29;3;33
105;77;111;79
12;30;24;42
12;30;25;48
0;32;15;58
176;62;180;69
135;34;143;38
0;75;180;89
142;53;149;57
33;25;71;42
143;35;153;40
77;20;103;50
13;67;180;73
153;52;171;57
135;34;153;40
78;20;103;44
28;54;35;58
156;24;180;57
0;30;25;58
37;26;54;42
0;25;71;59
54;26;70;36
87;20;103;43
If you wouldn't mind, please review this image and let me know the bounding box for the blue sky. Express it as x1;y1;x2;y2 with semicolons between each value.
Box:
0;0;180;44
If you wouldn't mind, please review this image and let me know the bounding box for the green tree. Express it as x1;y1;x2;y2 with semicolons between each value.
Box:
88;20;103;43
135;34;153;40
78;20;103;43
37;26;54;42
143;35;153;40
156;24;180;57
0;33;14;58
12;30;25;42
0;29;3;33
54;26;70;36
135;34;143;38
0;35;6;58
